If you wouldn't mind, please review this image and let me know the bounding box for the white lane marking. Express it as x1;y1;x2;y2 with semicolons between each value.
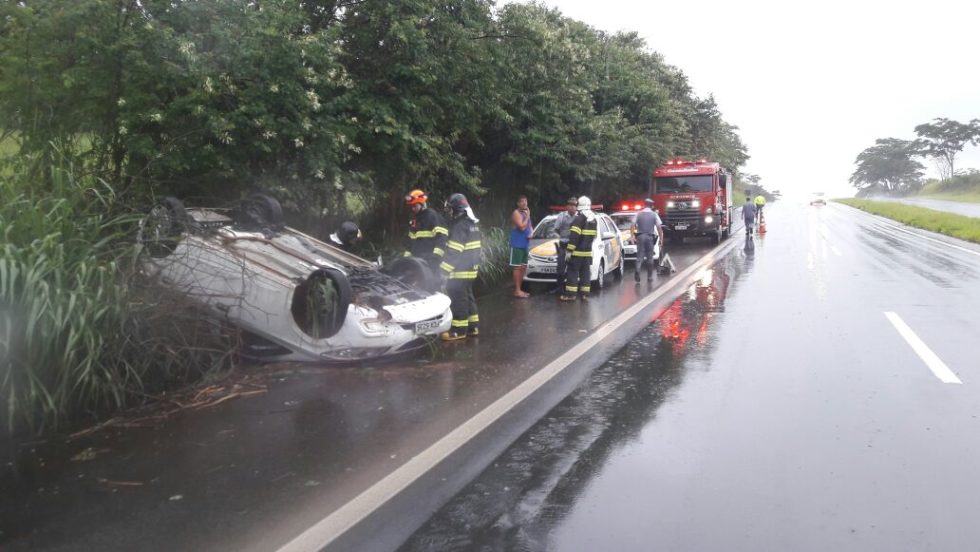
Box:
276;239;741;552
837;203;980;258
884;312;962;384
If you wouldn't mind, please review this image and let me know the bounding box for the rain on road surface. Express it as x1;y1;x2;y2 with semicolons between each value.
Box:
405;202;980;552
1;231;721;551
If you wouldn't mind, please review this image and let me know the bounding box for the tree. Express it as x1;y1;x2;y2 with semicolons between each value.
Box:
913;117;980;181
850;138;924;196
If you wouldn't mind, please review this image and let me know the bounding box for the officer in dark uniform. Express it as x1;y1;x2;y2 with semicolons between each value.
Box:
439;193;482;341
561;196;598;302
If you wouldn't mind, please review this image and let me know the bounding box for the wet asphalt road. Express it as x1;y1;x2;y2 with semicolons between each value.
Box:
404;202;980;551
0;232;720;550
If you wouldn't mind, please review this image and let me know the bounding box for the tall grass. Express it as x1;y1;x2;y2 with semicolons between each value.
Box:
0;151;233;436
836;198;980;244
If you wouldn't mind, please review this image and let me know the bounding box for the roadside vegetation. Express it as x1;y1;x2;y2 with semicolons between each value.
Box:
835;198;980;244
917;172;980;204
0;0;752;437
850;118;979;198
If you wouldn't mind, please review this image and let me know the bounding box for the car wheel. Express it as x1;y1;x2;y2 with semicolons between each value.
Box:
238;192;284;228
594;260;605;290
137;196;187;258
291;268;352;339
385;256;438;292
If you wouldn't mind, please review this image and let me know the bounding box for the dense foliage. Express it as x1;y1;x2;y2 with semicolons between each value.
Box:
0;0;747;220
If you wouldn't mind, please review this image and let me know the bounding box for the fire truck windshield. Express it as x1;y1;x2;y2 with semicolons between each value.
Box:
654;175;713;193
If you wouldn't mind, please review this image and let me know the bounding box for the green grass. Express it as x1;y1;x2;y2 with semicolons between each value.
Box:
916;174;980;203
835;198;980;244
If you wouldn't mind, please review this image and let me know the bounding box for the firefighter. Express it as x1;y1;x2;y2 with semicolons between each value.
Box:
439;193;481;341
560;196;598;302
403;189;449;272
328;221;361;251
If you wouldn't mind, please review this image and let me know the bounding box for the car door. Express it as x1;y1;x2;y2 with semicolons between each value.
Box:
598;216;617;272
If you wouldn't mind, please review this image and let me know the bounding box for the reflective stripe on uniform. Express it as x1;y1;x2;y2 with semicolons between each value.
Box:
447;241;465;252
468;314;479;322
451;319;469;328
581;285;591;292
440;261;454;272
434;226;449;236
570;226;582;234
580;229;597;236
414;230;436;238
433;247;445;257
448;271;478;279
571;251;593;257
463;241;481;250
565;285;578;292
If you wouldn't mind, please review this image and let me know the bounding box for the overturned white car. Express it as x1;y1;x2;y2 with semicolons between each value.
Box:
137;194;452;363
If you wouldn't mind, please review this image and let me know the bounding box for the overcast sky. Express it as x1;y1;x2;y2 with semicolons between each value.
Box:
522;0;980;199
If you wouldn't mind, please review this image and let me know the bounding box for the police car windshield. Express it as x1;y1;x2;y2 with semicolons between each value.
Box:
531;216;560;239
610;214;634;231
655;175;713;193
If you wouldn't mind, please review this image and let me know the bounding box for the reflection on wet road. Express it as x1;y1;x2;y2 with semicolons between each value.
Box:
401;244;745;552
406;202;980;552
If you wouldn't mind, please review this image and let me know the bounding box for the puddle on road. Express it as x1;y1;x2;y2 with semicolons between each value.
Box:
400;252;749;552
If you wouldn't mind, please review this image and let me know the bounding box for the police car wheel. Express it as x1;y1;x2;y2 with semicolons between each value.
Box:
594;260;605;290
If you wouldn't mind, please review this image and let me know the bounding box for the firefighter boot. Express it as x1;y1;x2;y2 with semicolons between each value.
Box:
441;331;466;342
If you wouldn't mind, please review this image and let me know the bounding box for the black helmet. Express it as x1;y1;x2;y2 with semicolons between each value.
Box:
337;221;360;245
445;193;469;215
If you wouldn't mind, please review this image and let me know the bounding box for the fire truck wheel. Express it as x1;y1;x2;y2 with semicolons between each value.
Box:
714;227;723;244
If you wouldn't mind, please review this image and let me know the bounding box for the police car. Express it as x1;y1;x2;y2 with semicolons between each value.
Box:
137;194;452;363
523;212;625;289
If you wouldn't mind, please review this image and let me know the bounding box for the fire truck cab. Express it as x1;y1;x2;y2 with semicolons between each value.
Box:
651;158;733;244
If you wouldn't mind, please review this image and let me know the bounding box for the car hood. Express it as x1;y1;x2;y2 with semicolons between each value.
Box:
529;238;559;257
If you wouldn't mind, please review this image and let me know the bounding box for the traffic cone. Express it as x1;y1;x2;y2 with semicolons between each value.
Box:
759;221;766;234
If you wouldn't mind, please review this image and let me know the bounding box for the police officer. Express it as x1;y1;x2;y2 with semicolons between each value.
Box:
560;196;598;302
328;221;361;251
632;198;664;282
554;197;577;293
439;193;482;341
404;189;449;271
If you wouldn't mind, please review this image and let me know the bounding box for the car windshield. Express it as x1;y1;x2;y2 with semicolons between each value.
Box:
531;216;560;239
654;175;713;193
610;214;635;231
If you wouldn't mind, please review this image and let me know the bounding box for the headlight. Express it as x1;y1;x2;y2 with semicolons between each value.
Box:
691;199;701;208
666;201;675;208
704;215;714;224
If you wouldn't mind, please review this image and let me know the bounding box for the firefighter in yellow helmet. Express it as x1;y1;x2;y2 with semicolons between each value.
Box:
754;193;767;224
403;189;449;272
439;193;481;341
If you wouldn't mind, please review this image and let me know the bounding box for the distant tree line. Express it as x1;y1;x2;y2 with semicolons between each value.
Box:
850;117;980;197
0;0;748;234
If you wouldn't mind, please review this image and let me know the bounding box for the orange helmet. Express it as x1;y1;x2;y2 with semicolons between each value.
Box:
404;189;428;206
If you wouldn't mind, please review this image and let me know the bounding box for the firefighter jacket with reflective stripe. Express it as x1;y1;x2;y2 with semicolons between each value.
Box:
405;207;449;260
439;217;481;280
566;212;597;258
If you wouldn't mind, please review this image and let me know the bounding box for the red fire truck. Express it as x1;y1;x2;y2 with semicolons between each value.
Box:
650;158;733;244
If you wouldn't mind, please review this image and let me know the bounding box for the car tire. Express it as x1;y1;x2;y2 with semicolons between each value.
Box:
594;260;605;290
385;256;438;292
291;268;352;339
614;254;624;280
138;196;187;258
238;192;284;228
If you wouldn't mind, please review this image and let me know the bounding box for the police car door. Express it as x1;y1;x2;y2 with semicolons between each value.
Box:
599;216;615;269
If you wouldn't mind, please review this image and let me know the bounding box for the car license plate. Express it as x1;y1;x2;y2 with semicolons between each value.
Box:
415;319;442;334
537;266;556;274
674;224;688;230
